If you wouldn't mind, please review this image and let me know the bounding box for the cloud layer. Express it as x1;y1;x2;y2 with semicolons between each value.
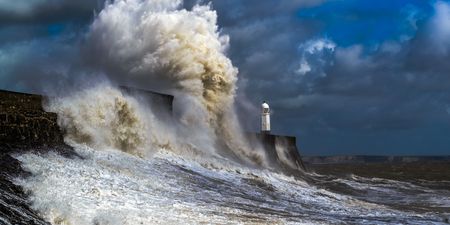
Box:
1;0;450;155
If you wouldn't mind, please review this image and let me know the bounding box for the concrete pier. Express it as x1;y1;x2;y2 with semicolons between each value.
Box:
246;133;306;172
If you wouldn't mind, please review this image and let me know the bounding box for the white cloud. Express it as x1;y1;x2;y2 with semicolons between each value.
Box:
428;1;450;55
296;38;336;76
303;38;336;54
297;60;312;75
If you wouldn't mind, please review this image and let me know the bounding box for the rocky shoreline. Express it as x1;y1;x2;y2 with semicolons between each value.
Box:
0;89;75;225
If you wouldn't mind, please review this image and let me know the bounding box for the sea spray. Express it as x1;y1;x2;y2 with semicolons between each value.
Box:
45;83;228;162
85;0;265;165
45;83;171;157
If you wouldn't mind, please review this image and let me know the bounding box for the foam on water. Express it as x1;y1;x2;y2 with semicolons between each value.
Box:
13;143;445;225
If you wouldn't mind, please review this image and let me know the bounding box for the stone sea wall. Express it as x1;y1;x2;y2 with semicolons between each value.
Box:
0;90;61;225
0;90;64;150
246;133;306;173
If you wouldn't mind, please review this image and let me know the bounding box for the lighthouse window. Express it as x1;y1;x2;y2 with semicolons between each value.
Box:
263;108;269;113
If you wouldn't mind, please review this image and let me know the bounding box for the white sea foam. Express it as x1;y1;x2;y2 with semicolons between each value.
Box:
14;143;443;225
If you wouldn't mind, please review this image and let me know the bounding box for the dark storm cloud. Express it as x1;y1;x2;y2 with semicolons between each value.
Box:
0;33;87;93
206;0;324;86
1;0;450;155
208;0;324;26
0;0;106;25
207;0;450;155
0;0;107;92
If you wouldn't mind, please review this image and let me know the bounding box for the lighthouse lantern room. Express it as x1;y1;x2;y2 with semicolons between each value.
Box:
261;101;270;134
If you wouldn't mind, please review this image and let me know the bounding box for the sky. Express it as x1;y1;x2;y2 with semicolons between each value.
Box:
1;0;450;156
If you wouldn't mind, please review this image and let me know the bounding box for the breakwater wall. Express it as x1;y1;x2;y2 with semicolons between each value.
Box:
0;88;306;173
0;90;62;225
0;90;64;150
247;133;306;173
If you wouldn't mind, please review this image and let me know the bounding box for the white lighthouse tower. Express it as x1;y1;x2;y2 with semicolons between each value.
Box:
261;101;270;134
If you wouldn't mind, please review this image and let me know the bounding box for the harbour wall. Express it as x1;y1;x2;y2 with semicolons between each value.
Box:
0;89;65;150
246;133;306;173
0;88;306;172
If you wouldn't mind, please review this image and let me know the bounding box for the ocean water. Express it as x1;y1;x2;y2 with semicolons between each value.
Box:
11;143;450;225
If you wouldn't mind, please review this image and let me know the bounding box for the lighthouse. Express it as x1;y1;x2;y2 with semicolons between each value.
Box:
261;101;270;134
